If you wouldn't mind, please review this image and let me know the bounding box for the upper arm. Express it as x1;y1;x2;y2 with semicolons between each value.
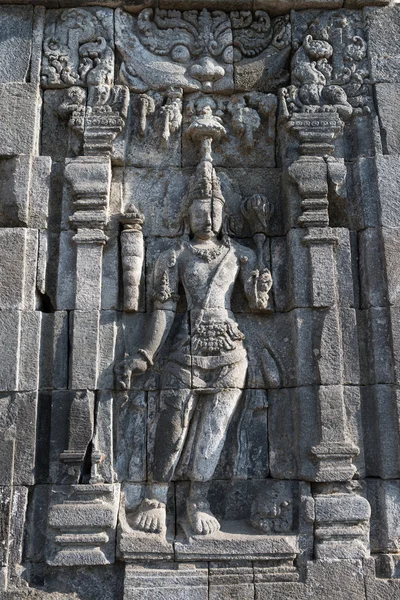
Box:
151;248;180;311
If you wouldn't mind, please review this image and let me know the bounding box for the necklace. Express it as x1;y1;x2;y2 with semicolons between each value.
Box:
189;242;225;262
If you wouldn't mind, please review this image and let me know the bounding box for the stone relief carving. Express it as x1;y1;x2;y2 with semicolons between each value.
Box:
115;8;291;94
42;8;114;88
115;115;275;538
281;11;369;119
5;1;398;596
250;485;292;534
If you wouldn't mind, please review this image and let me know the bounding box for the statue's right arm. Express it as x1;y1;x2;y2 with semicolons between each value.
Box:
115;247;180;389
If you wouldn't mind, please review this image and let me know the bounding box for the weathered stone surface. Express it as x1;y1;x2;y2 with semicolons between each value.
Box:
0;84;40;155
0;311;41;392
0;6;33;84
46;484;119;566
367;6;400;83
1;2;400;597
40;312;69;390
361;385;400;478
0;392;37;485
124;563;208;600
0;229;38;310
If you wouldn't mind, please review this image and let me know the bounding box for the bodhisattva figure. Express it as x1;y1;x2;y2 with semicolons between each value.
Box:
116;157;272;537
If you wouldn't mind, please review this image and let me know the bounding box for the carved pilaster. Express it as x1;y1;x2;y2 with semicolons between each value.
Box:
286;110;358;482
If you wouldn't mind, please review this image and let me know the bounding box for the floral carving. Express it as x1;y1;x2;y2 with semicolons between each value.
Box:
282;11;369;119
41;8;114;88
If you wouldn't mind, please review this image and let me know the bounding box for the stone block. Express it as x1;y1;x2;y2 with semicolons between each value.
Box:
0;311;20;391
35;393;52;485
255;582;306;600
367;479;400;553
124;563;208;600
75;242;104;310
271;228;355;311
0;155;50;228
0;311;41;392
24;484;49;563
0;392;37;485
358;227;388;308
347;157;380;229
70;310;100;390
381;229;400;306
344;386;365;479
305;560;366;600
101;233;121;310
390;306;400;383
376;154;400;227
0;6;33;84
123;167;282;241
29;156;52;229
361;385;400;478
56;230;76;310
268;386;318;481
0;83;40;155
209;562;254;600
49;390;76;484
0;485;28;588
357;307;395;385
367;6;400;83
0;228;38;310
39;311;69;390
0;486;12;569
97;310;121;390
364;556;400;600
375;83;400;154
18;311;42;391
7;486;28;587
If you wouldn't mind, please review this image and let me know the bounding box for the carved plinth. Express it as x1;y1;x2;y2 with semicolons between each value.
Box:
46;484;120;566
176;521;300;576
314;486;371;559
65;156;112;230
289;112;343;157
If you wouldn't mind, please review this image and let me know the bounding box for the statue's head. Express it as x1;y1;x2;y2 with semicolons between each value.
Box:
183;158;226;240
188;196;224;240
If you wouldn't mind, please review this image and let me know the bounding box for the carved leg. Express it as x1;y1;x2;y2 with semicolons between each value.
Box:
152;389;196;482
186;388;242;535
132;390;196;535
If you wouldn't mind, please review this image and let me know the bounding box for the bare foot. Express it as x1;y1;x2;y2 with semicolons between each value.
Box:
131;498;166;534
186;499;220;536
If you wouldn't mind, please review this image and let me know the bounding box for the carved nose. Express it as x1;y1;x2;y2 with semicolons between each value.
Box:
189;57;225;84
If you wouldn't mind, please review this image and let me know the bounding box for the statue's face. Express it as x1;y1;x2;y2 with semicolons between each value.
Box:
189;199;223;240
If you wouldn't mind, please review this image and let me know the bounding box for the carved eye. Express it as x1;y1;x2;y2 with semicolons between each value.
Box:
171;45;191;64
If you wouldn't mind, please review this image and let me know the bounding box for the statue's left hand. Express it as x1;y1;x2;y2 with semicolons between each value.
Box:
254;268;272;310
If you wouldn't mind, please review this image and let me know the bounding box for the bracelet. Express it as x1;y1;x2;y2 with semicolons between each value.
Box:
137;348;154;367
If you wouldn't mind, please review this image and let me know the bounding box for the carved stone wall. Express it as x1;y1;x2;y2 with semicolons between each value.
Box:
2;1;400;599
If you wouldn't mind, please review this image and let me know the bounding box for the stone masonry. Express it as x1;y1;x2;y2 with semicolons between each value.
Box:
2;0;400;598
